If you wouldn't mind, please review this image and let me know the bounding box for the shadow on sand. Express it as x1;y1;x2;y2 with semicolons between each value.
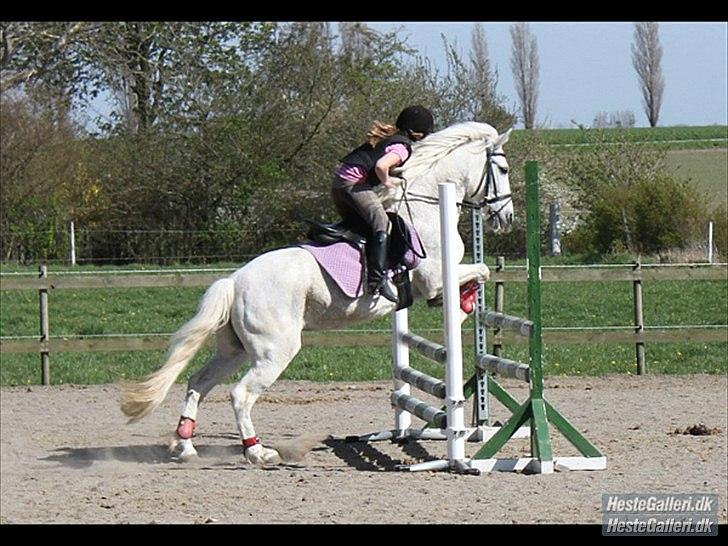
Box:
39;443;243;469
324;436;438;471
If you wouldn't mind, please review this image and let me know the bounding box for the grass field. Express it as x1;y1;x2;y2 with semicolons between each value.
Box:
664;148;728;210
1;275;725;385
513;125;727;210
514;125;728;148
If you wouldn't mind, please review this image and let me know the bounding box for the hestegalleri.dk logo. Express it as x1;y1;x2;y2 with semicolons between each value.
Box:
602;494;719;536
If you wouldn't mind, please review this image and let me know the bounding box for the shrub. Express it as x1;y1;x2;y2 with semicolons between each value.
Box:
631;174;707;254
565;174;707;256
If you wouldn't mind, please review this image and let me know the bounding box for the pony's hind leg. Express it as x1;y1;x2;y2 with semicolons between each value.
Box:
170;324;248;461
230;335;302;466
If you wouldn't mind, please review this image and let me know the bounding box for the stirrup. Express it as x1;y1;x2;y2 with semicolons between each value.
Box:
369;279;398;303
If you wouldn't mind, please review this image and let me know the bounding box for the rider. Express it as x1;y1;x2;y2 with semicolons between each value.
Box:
331;105;435;302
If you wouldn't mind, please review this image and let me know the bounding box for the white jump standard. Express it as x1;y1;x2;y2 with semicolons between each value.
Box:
387;182;471;472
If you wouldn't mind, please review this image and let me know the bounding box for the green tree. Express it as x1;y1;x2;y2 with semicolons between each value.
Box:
553;131;707;256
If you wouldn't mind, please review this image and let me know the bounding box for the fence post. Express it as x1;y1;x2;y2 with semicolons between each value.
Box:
632;260;646;375
492;256;505;357
548;203;561;256
39;264;50;385
68;221;77;266
707;221;714;264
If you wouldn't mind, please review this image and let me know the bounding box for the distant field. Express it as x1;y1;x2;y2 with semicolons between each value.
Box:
665;149;728;210
515;125;728;149
509;125;727;210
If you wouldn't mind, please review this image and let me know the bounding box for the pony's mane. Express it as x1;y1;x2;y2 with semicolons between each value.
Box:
397;121;500;181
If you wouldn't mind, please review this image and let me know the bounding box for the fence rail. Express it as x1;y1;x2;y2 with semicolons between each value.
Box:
1;262;726;384
1;263;725;290
1;326;726;355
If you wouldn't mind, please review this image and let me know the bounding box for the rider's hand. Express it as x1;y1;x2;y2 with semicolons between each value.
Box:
387;176;406;188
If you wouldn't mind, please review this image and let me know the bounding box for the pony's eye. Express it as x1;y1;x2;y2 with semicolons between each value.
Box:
499;166;509;174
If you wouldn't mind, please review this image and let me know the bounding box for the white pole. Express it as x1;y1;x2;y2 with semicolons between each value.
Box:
68;221;76;266
392;308;411;436
707;221;714;264
438;182;466;465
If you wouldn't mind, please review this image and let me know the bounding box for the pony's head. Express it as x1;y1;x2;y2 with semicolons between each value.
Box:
478;127;514;233
394;122;514;233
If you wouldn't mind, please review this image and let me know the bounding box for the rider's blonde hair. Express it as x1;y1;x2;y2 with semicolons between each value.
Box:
367;120;427;147
366;121;398;147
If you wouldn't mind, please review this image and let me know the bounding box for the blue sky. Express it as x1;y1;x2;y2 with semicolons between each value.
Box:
367;21;728;128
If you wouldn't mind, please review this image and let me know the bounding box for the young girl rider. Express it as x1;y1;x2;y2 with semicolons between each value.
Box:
331;105;434;302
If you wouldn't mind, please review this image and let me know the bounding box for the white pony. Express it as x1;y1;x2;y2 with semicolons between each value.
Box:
120;121;513;465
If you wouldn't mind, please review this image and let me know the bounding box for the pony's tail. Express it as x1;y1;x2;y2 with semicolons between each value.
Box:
120;277;236;422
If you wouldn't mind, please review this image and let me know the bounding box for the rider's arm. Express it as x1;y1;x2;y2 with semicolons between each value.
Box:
374;144;410;187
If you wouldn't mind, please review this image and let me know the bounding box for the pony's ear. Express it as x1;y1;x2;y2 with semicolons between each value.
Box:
493;128;513;149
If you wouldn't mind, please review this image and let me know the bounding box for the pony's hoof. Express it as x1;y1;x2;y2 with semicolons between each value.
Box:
169;437;199;461
168;436;183;455
245;443;282;466
178;450;201;463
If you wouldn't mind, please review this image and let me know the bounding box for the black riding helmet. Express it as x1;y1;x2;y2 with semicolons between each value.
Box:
396;105;434;138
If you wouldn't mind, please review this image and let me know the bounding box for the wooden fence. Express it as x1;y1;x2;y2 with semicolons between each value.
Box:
1;262;726;384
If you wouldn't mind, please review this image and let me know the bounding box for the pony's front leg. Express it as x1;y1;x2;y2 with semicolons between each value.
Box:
455;263;490;322
414;259;490;301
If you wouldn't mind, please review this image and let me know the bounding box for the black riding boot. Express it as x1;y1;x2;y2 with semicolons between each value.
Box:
367;230;398;303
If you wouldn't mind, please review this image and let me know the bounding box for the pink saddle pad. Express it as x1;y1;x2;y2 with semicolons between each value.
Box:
300;222;424;299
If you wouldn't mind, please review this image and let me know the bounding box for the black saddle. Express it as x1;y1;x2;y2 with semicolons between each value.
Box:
305;221;367;248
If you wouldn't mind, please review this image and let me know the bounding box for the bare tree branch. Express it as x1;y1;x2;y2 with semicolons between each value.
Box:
510;22;539;129
632;22;665;127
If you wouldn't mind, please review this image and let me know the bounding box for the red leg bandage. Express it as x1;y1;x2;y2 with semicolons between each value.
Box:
460;281;479;314
176;416;196;440
242;436;261;449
